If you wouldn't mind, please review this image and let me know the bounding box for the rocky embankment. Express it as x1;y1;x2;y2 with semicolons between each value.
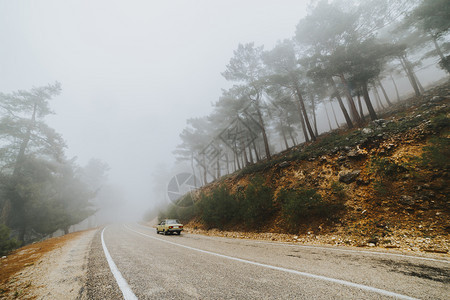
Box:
184;82;450;255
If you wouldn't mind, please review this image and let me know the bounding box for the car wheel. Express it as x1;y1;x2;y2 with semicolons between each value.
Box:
177;231;181;235
164;230;169;235
156;229;159;234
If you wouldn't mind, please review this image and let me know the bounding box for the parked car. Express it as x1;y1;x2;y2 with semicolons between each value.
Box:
156;219;183;235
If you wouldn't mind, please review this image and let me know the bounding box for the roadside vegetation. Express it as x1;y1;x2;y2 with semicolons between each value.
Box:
0;84;110;255
174;0;450;186
158;82;449;252
0;225;20;256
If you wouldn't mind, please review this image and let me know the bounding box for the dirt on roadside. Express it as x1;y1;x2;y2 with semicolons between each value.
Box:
0;229;96;299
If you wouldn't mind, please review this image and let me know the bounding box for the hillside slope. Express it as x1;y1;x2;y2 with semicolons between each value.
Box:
167;82;450;254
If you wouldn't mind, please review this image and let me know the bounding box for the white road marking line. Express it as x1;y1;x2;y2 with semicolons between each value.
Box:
101;227;138;300
135;223;449;264
125;224;418;300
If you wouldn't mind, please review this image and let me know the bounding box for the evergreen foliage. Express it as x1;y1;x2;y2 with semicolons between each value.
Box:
279;188;328;228
240;176;275;227
198;186;239;229
0;224;20;256
0;84;104;246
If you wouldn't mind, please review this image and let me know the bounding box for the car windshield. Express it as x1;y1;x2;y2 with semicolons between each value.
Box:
166;219;179;224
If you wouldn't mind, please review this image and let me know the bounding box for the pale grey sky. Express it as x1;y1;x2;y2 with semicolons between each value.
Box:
0;0;311;217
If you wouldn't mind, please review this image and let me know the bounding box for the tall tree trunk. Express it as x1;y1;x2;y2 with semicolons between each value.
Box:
202;158;208;184
377;78;392;106
328;77;353;128
191;153;197;187
293;81;316;141
413;72;425;94
373;85;385;110
216;160;221;179
234;149;241;170
324;104;333;131
432;34;450;73
242;144;249;166
288;128;296;146
432;35;445;60
298;102;310;142
390;74;401;102
357;91;365;122
252;141;260;162
247;145;254;164
329;98;340;129
280;121;289;150
338;74;362;126
310;96;319;137
399;55;421;96
292;95;309;142
254;100;271;160
362;82;378;120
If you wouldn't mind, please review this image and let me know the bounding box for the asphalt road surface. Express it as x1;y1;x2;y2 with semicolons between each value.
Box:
86;223;449;299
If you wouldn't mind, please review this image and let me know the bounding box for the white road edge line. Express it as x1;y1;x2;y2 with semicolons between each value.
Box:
135;223;449;264
101;227;138;300
125;224;418;300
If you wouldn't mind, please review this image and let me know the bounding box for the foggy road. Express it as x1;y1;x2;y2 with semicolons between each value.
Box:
85;224;449;299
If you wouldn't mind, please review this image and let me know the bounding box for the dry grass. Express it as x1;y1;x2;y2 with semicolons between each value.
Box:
0;231;83;298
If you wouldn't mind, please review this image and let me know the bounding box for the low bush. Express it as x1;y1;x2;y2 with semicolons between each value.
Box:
0;224;20;256
158;194;199;224
331;181;347;200
420;137;450;170
369;156;407;178
429;114;449;132
279;188;343;231
373;179;389;196
240;176;275;228
158;205;178;222
198;185;238;229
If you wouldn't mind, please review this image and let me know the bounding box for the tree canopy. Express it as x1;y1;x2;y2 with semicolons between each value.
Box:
0;83;107;244
174;0;448;184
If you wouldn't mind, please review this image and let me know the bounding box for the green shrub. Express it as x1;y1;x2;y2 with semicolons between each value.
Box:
198;185;238;229
383;118;422;134
373;179;389;196
177;203;198;224
240;176;275;228
174;193;196;208
331;181;347;200
279;188;342;231
0;224;20;256
429;114;450;132
369;157;407;178
158;197;198;224
420;137;450;170
158;204;178;222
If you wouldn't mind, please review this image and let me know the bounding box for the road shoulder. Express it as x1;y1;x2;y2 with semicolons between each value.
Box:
0;229;96;299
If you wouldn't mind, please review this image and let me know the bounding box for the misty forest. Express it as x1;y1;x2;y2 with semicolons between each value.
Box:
1;0;449;255
0;82;112;247
174;0;449;184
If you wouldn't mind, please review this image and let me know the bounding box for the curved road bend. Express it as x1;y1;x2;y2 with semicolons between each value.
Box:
87;223;449;299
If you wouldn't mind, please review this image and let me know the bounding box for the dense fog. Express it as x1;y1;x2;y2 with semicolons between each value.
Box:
0;0;448;241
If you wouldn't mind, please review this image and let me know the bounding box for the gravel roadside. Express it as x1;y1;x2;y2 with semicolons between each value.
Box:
1;229;97;299
84;228;123;300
